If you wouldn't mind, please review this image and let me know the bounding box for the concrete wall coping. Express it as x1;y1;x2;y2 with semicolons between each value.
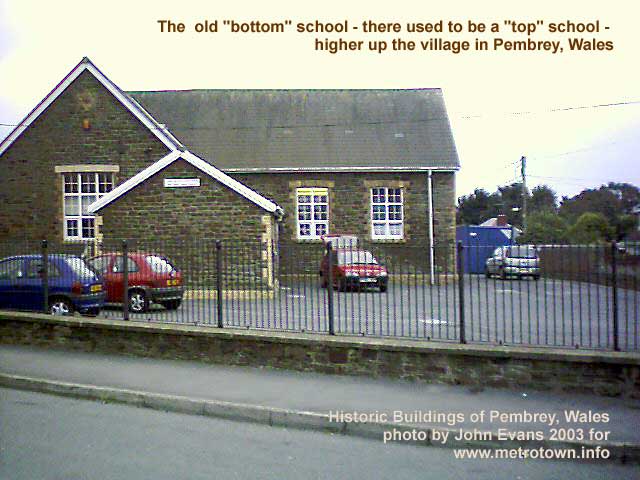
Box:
2;311;638;366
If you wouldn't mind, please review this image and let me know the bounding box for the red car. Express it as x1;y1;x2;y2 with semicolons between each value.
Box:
320;248;388;292
87;253;183;313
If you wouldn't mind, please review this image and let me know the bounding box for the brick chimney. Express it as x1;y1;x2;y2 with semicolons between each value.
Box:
497;214;507;226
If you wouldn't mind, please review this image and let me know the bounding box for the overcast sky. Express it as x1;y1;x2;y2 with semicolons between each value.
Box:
1;0;638;202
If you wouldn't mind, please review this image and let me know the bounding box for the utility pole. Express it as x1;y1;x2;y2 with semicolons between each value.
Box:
521;156;527;233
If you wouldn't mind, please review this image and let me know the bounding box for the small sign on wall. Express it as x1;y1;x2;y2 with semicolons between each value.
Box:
164;178;201;188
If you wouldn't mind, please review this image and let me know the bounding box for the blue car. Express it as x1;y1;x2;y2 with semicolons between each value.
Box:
0;254;105;315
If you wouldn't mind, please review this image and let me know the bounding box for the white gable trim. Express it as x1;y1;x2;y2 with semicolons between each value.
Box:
181;151;281;214
0;57;183;157
88;150;282;215
223;166;460;173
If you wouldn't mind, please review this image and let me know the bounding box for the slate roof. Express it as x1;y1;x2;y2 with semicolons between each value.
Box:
127;89;460;172
0;57;282;215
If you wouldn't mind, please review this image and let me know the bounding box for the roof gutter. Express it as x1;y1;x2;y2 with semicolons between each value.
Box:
274;207;285;221
223;166;460;174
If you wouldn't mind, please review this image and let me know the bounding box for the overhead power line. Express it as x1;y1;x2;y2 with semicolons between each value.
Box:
528;174;617;184
459;99;640;119
1;98;640;130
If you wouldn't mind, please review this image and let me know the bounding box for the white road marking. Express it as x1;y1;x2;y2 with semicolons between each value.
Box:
419;319;448;325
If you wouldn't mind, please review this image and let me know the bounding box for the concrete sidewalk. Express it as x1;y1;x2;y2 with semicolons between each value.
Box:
1;344;639;462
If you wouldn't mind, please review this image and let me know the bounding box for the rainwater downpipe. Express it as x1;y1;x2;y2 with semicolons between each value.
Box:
428;170;435;285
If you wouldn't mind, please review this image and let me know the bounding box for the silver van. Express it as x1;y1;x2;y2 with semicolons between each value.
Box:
485;245;540;280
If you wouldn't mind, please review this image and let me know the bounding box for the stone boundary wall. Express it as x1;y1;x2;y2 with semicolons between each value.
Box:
1;311;638;399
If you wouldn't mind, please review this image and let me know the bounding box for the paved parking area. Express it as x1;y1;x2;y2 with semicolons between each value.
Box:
100;275;639;351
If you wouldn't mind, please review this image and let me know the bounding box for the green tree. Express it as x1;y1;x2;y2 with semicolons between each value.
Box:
559;188;620;224
616;214;639;240
518;212;567;244
560;183;640;240
566;212;613;244
457;182;557;227
497;182;526;228
606;182;640;214
529;185;557;214
456;188;500;225
456;182;639;236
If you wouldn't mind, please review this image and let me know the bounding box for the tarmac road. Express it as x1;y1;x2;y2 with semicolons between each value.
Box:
2;380;640;479
99;275;639;351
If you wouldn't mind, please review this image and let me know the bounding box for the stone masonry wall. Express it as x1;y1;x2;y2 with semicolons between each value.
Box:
98;159;276;288
232;171;457;271
1;312;638;399
0;70;169;241
232;171;456;248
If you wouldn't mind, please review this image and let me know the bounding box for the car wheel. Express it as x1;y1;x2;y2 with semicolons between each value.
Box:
533;275;540;281
379;284;388;293
161;300;181;311
485;269;491;279
500;268;507;280
49;298;72;316
129;290;148;313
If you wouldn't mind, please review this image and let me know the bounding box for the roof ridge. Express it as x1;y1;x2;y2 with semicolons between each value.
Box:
126;88;444;94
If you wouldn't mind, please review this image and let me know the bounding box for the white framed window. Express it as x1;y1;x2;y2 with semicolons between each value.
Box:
371;187;404;239
63;172;113;240
296;187;329;239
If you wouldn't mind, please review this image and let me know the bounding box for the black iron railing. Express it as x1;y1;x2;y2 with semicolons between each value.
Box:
0;238;637;351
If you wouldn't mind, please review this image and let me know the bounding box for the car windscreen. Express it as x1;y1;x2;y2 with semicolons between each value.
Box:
507;246;537;259
87;256;110;274
145;255;176;274
64;257;98;279
337;251;378;265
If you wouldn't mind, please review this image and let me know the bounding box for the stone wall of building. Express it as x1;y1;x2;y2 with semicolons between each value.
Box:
0;71;169;241
232;171;455;247
0;65;458;265
98;159;277;288
232;171;457;272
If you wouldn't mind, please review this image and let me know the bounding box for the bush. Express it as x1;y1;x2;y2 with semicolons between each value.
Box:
519;212;567;244
566;212;613;244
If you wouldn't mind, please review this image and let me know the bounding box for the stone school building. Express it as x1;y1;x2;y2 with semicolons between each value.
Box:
0;57;459;274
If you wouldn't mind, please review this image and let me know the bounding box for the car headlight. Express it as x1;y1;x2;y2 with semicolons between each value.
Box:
345;271;358;277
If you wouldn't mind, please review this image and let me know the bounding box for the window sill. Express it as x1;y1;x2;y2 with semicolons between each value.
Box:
63;239;98;244
370;238;406;244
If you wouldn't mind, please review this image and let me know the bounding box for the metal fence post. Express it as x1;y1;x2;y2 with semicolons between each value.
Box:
326;243;335;335
457;241;466;344
122;240;129;321
611;241;619;351
216;240;224;328
41;240;48;314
